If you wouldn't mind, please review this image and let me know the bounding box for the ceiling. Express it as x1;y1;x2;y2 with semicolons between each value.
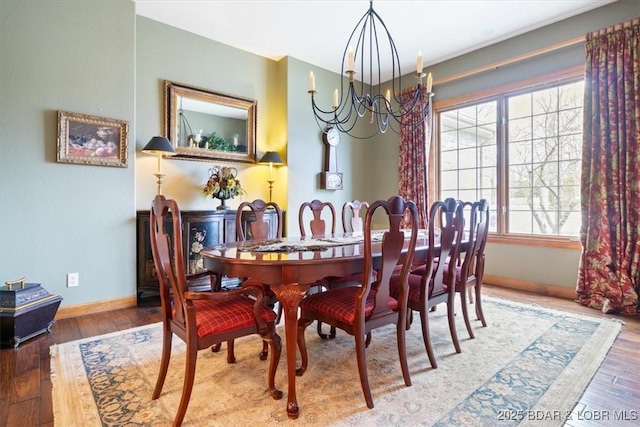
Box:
134;0;616;83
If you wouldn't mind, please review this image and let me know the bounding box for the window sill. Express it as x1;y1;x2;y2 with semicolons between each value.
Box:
488;235;581;250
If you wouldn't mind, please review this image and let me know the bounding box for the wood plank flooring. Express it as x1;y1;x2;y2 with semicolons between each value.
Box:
1;285;638;426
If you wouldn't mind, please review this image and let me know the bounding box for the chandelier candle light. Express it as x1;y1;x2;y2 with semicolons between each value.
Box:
309;0;433;137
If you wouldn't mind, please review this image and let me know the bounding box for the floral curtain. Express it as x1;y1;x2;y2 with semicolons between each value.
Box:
398;86;430;228
576;18;640;315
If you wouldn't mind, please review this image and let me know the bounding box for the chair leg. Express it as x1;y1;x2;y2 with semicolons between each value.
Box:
226;340;236;364
152;328;173;399
447;299;462;353
259;340;269;360
263;324;283;400
295;318;313;376
459;287;475;339
419;308;438;369
317;321;336;339
475;283;487;327
396;315;411;387
173;341;198;427
275;302;283;325
355;332;374;409
468;286;474;304
406;308;413;330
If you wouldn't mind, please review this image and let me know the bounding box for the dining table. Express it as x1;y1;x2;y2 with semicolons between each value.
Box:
200;231;430;419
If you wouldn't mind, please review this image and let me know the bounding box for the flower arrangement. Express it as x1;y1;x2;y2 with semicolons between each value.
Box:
202;166;246;202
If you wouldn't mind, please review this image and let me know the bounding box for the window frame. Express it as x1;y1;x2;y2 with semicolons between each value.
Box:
431;65;584;249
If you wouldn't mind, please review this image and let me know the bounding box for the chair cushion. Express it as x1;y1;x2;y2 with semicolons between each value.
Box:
192;297;277;338
442;262;457;285
389;273;424;304
300;286;398;325
442;262;477;291
409;263;429;276
390;273;450;304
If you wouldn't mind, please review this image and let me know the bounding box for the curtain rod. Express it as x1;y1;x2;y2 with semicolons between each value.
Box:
434;35;585;86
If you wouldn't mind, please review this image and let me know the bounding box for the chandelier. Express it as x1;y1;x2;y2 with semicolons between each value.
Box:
309;0;433;138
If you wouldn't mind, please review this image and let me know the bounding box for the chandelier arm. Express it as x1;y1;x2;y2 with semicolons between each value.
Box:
309;0;431;137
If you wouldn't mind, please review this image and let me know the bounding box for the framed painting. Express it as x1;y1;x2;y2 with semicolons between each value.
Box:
57;110;129;167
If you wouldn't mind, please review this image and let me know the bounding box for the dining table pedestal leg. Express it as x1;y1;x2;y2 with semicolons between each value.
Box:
269;282;309;419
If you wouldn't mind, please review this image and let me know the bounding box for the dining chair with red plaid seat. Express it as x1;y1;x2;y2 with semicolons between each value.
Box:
149;195;282;426
295;196;419;409
443;199;490;338
236;199;284;357
390;197;464;369
298;199;339;339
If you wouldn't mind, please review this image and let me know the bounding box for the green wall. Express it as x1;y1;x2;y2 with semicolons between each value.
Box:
135;17;278;211
1;0;136;307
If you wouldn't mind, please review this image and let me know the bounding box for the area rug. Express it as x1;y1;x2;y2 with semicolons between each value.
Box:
50;297;621;426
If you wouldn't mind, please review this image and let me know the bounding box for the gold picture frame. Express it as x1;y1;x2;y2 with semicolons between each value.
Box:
57;110;129;167
164;80;257;164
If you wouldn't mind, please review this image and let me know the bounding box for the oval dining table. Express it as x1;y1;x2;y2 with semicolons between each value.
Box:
200;233;429;419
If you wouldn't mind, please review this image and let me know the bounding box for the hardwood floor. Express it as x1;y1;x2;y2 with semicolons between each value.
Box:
1;285;638;426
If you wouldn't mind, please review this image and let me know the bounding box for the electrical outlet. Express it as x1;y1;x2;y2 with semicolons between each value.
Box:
67;272;79;287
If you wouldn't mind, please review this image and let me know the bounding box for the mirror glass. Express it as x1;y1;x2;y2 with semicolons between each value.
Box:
164;80;256;163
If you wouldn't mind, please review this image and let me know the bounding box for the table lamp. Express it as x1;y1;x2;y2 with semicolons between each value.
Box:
258;151;283;202
142;136;176;195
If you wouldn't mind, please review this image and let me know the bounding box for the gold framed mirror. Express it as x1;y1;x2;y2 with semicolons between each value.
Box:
164;80;257;163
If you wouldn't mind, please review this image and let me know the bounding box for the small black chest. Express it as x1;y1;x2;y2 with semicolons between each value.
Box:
0;282;62;348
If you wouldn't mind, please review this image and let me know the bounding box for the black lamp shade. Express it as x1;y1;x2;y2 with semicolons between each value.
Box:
259;151;283;164
142;136;176;155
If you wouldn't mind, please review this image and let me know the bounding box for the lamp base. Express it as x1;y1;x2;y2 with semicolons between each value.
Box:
267;180;275;202
153;173;165;195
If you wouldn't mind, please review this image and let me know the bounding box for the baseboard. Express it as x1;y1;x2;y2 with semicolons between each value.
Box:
484;274;577;300
55;296;137;320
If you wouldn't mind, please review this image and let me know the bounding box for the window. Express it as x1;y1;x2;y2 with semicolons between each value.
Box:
436;74;583;243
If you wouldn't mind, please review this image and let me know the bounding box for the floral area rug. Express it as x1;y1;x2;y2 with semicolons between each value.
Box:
50;297;621;426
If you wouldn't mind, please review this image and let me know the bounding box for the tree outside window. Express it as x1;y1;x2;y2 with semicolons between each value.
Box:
438;78;583;239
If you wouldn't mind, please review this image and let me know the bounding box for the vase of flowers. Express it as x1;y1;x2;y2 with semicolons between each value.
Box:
202;165;246;209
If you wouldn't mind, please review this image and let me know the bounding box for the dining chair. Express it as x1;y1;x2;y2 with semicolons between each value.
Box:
298;199;337;237
390;197;463;369
341;199;369;233
149;195;282;426
298;199;339;338
237;199;283;242
444;199;489;338
235;199;284;356
332;199;378;285
296;196;419;409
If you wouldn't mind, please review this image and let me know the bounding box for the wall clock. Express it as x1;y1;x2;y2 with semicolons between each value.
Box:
319;127;343;190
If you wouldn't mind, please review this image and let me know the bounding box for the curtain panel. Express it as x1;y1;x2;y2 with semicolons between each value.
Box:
398;86;430;228
577;18;640;315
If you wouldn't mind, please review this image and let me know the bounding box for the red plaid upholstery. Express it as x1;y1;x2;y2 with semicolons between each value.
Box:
410;256;444;276
389;273;449;304
442;263;462;285
300;286;399;324
189;297;277;338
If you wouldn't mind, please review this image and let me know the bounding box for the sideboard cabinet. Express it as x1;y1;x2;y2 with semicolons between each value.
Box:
136;209;280;304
